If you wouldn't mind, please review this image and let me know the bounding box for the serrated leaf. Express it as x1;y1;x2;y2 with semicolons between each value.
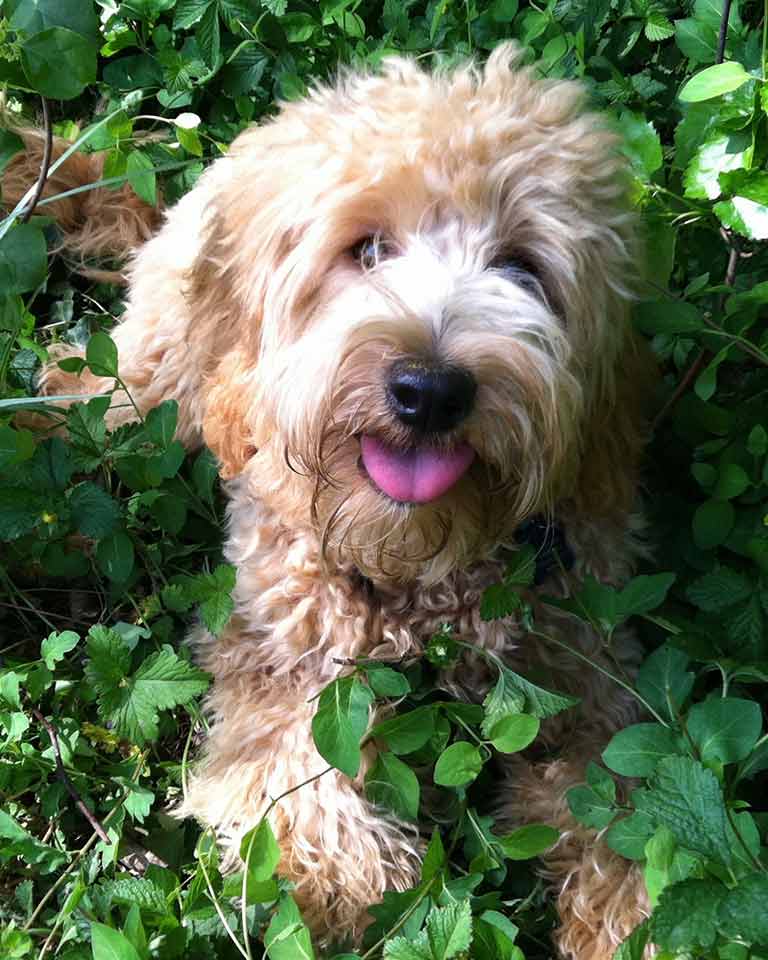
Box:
197;2;221;67
95;644;208;745
426;899;473;959
480;582;521;621
651;878;724;950
717;872;768;942
0;810;67;874
687;566;752;611
104;876;171;915
633;756;732;864
41;630;79;670
615;110;662;179
311;677;374;777
69;482;121;538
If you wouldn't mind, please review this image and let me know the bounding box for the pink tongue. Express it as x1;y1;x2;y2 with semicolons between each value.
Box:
360;436;475;504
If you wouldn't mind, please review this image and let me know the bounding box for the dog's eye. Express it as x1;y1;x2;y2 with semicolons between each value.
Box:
489;255;546;299
350;235;395;270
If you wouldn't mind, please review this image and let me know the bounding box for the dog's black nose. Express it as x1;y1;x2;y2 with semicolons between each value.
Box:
387;360;477;433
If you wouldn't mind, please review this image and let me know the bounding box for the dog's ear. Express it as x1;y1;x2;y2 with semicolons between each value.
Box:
574;327;655;519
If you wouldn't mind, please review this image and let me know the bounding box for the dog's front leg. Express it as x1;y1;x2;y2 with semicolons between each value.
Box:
180;624;421;944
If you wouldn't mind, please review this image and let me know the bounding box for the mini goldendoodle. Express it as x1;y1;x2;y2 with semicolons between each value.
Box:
8;44;654;959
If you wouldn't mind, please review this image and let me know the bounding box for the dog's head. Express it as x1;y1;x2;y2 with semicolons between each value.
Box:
188;44;647;583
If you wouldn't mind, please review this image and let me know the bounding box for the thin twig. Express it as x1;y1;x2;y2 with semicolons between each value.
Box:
32;709;110;844
716;0;733;63
19;98;53;225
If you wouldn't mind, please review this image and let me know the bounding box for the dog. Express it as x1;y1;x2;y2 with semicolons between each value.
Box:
7;43;654;959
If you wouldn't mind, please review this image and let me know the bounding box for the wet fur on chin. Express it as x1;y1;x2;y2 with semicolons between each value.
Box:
22;43;656;958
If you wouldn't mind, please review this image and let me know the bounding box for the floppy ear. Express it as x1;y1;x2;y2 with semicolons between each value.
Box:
574;326;656;519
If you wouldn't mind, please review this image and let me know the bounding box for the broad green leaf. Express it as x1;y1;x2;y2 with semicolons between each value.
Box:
41;630;79;670
0;224;47;295
473;910;520;960
8;0;99;39
86;333;119;379
606;812;656;859
692;498;734;549
712;463;750;500
126;150;157;206
371;705;437;755
91;922;143;960
479;582;521;621
482;662;578;730
497;824;558;860
433;742;483;787
714;195;768;240
684;134;751;200
264;894;315;960
602;723;682;777
145;401;178;447
69;482;121;538
366;666;411;698
311;677;374;777
634;300;703;335
636;645;695;721
21;28;97;100
426;899;473;959
614;920;651;960
241;818;280;882
679;62;751;102
687;697;762;763
567;778;617;830
365;752;420;820
103;876;171;915
617;573;675;618
0;424;35;470
686;566;751;610
96;530;135;583
0;809;67;874
488;714;539;753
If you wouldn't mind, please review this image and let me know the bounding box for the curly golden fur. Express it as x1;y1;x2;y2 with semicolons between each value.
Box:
8;45;654;957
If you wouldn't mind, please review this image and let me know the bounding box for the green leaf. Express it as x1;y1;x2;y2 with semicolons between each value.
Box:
605;812;656;859
0;224;47;295
425;900;473;959
634;300;703;335
433;742;483;787
651;878;725;950
86;332;119;379
264;895;315;960
145;401;178;447
692;498;734;549
602;723;682;777
0;424;35;470
714;195;768;240
94;643;208;744
687;697;762;764
680;62;751;102
488;714;539;753
482;662;577;733
473;910;520;960
614;920;651;960
366;752;420;820
21;27;97;99
41;630;79;670
96;530;135;583
618;573;675;618
615;110;662;179
311;677;374;777
197;2;221;66
712;462;750;500
684;134;751;201
0;809;67;874
687;566;751;611
126;150;157;206
69;482;121;538
8;0;99;39
366;666;411;698
241;818;281;882
497;824;559;860
644;11;674;41
717;873;768;942
567;764;617;830
91;921;143;960
636;645;695;721
633;756;732;864
173;0;213;30
371;705;437;755
104;876;171;915
479;582;521;621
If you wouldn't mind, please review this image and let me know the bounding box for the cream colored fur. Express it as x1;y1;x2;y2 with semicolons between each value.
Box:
16;44;654;958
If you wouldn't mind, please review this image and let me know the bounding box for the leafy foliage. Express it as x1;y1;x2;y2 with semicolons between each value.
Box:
1;0;768;958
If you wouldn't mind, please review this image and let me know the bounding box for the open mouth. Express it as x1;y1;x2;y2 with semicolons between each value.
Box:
360;435;475;504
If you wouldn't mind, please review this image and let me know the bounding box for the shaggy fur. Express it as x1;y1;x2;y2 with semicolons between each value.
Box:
7;45;655;958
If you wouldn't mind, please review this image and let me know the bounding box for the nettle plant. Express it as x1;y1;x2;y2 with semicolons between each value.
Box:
1;0;768;959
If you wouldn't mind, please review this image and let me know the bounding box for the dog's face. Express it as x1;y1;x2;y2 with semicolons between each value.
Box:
193;45;640;583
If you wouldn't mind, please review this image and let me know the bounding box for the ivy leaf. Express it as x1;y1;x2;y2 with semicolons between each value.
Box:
365;752;420;820
311;677;373;777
